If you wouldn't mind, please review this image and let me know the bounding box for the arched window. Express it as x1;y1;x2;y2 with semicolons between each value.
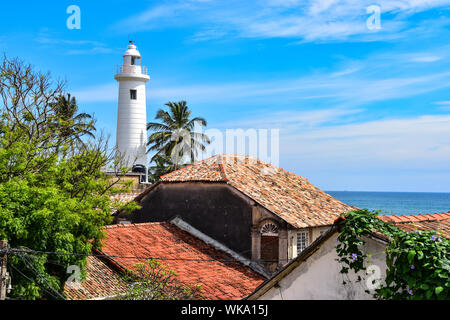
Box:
260;222;279;236
260;222;279;266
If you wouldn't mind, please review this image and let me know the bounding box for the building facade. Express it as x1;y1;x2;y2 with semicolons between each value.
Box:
247;228;389;300
115;154;356;273
247;212;450;299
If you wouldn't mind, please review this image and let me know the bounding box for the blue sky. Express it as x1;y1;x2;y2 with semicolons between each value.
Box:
1;0;450;192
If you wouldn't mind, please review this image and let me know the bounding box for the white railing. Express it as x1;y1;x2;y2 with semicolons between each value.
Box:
116;65;149;75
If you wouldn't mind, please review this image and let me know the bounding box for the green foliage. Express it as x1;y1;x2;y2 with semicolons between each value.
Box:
147;101;210;170
121;260;203;300
147;154;186;183
336;209;449;300
0;56;133;299
50;93;96;148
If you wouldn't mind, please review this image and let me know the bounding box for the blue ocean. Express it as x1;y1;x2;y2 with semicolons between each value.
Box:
326;191;450;216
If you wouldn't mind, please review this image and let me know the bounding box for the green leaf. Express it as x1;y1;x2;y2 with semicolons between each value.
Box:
435;286;444;295
407;250;416;264
420;283;430;290
417;251;424;260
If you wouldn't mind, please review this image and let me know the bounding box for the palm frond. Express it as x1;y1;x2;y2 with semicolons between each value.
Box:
147;100;210;166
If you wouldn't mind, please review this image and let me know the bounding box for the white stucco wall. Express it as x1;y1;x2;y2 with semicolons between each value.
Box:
258;233;388;300
311;226;331;243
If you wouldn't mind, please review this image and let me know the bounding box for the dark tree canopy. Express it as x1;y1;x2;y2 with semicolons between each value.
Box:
0;56;135;299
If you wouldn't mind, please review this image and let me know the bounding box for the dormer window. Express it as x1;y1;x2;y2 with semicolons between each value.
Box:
130;89;137;100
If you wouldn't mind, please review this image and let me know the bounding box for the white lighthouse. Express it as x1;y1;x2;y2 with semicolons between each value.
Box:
115;41;150;169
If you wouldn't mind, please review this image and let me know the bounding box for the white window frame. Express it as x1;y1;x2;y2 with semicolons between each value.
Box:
297;230;309;255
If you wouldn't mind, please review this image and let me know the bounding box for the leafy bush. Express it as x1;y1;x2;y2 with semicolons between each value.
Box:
121;260;203;300
336;209;449;300
0;56;136;299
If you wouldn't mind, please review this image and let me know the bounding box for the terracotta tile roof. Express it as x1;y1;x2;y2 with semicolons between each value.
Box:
379;212;450;238
99;222;265;300
110;193;140;204
64;255;127;300
160;154;356;228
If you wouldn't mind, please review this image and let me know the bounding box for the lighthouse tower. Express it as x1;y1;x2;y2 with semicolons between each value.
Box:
114;41;150;169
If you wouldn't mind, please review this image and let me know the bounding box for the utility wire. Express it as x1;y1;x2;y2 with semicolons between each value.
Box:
2;232;284;264
9;248;280;263
7;230;284;263
7;261;63;300
16;252;66;300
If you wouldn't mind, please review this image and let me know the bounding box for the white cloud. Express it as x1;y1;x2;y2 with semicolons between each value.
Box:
409;55;442;63
330;67;361;77
218;107;363;130
435;101;450;110
308;0;339;15
435;100;450;105
278;114;450;173
73;62;450;115
73;83;117;103
66;47;115;55
35;31;117;56
74;69;450;106
112;0;450;42
190;29;229;42
36;37;104;47
112;3;191;32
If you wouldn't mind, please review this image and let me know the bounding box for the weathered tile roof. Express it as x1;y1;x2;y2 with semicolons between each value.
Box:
63;255;127;300
99;222;265;300
379;212;450;238
110;193;141;202
161;154;356;228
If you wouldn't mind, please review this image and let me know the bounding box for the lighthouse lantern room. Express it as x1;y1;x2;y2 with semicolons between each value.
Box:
114;41;150;171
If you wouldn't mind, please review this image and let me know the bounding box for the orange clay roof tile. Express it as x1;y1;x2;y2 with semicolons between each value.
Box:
99;222;265;300
378;212;450;238
160;154;356;228
63;255;127;300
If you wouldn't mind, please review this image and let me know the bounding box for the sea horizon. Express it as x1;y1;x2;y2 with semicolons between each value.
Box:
326;191;450;216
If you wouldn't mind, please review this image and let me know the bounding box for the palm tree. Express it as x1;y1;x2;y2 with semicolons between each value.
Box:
51;93;96;145
147;101;210;169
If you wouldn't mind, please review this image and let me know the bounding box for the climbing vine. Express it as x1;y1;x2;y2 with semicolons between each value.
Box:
335;209;449;300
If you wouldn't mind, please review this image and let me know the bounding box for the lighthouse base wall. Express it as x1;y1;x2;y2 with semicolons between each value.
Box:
116;80;148;168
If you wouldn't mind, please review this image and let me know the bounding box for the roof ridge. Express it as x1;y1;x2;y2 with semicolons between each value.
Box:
104;222;167;229
379;212;450;223
169;217;270;277
162;154;310;182
222;154;311;182
217;154;228;182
